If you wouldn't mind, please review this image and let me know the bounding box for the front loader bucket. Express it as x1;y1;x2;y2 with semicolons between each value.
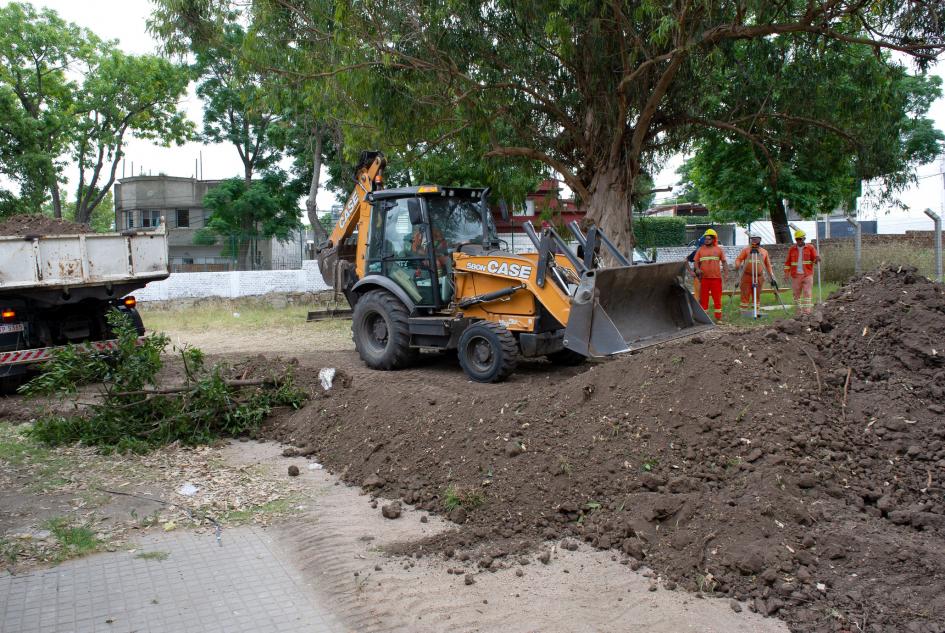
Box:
563;261;714;358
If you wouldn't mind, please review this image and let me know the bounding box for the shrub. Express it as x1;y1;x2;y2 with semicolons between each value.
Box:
634;216;687;247
22;311;305;453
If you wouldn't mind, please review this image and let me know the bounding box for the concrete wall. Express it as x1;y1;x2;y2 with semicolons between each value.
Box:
133;260;329;302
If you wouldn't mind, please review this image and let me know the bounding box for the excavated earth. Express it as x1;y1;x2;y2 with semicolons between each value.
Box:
0;214;91;236
265;266;945;633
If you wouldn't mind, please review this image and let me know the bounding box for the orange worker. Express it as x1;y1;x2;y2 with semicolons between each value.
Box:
693;228;728;321
783;229;820;315
734;232;776;317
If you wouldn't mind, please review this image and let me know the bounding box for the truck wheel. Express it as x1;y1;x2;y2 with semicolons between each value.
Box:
546;349;587;366
352;289;418;370
457;322;518;383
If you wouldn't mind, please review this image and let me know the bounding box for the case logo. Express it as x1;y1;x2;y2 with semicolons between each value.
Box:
465;260;532;279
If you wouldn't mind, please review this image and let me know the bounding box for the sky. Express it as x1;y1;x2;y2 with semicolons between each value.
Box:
12;0;945;232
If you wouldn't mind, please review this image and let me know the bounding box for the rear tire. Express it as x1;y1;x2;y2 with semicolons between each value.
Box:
352;290;418;370
546;349;587;366
457;322;518;383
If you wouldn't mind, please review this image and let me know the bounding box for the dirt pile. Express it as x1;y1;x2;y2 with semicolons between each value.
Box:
0;214;92;236
265;266;945;633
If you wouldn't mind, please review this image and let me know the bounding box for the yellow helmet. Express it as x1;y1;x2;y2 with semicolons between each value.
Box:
794;229;806;239
703;228;718;238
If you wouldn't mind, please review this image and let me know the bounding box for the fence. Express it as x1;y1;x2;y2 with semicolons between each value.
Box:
655;231;944;286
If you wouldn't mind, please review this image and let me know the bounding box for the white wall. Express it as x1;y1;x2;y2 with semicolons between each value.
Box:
132;260;329;302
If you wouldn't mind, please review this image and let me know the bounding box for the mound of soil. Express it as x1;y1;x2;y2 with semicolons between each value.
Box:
0;214;92;236
265;266;945;633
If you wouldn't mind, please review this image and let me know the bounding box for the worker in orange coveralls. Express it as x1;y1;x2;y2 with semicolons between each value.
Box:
734;232;776;318
693;228;728;321
783;229;820;315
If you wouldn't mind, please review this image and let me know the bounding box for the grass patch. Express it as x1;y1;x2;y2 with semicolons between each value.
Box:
134;550;170;561
46;518;100;561
711;281;841;328
443;485;484;512
140;303;349;333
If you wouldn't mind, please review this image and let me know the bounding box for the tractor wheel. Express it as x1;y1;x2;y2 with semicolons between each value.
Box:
352;290;418;370
457;322;518;383
545;348;587;366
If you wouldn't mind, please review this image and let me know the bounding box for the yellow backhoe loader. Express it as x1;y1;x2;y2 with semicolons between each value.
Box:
316;151;713;382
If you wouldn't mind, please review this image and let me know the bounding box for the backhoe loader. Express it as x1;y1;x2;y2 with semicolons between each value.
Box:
316;151;713;383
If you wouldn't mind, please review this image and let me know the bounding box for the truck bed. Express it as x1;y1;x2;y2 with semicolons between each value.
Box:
0;225;169;293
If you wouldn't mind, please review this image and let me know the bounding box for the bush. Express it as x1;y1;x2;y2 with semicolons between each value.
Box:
22;311;306;453
634;216;687;248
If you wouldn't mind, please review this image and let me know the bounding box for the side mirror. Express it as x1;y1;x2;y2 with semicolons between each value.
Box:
407;199;425;225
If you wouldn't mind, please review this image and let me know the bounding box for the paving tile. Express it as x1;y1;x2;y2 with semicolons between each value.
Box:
0;527;343;633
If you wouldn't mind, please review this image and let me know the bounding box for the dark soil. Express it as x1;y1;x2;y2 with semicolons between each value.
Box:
265;265;945;633
0;214;92;236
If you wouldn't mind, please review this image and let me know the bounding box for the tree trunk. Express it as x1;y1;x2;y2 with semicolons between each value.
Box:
49;175;62;219
582;165;636;258
771;198;792;243
307;131;326;241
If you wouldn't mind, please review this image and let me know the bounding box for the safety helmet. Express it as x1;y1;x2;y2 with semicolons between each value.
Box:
747;231;761;242
794;229;806;239
703;228;718;238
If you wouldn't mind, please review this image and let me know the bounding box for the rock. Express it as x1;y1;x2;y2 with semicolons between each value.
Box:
621;538;645;560
648;583;658;592
515;568;524;577
287;465;300;477
640;473;667;491
464;574;475;586
929;403;945;415
796;474;817;489
744;448;764;463
381;502;402;519
539;551;551;564
505;443;523;458
448;507;467;525
362;474;386;490
420;515;428;523
561;539;579;551
877;495;897;514
730;600;743;613
282;447;299;457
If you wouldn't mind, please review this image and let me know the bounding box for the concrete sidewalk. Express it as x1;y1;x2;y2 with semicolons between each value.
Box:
0;527;343;633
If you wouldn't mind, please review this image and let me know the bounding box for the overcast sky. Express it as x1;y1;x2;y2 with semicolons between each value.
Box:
15;0;945;229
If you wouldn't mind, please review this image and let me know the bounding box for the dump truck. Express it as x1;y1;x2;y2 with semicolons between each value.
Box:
0;223;169;392
317;151;713;382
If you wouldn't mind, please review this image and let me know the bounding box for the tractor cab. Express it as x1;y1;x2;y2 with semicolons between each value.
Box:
365;186;495;311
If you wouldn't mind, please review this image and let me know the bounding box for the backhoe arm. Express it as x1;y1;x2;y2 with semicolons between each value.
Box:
317;151;386;289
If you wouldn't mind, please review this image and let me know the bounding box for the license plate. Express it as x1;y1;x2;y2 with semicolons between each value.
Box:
0;323;24;334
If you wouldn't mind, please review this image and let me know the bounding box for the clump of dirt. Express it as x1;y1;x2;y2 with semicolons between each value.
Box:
265;266;945;633
0;214;92;236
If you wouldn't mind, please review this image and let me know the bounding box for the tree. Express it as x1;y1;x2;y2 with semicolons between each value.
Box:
195;24;283;186
0;3;192;223
242;0;945;251
43;189;115;232
198;172;303;269
0;2;89;216
684;37;943;240
71;48;192;225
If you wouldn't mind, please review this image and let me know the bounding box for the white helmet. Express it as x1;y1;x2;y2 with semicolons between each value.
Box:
747;231;761;242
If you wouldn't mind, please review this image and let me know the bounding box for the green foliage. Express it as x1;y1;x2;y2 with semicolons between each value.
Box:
0;3;191;221
23;311;306;453
194;24;282;183
686;39;944;237
42;190;115;232
200;171;302;267
634;217;687;248
443;485;484;512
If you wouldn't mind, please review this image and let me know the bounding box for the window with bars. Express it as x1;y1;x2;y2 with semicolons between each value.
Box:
141;210;162;228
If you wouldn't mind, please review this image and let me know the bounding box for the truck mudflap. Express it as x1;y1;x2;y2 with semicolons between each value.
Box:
563;262;714;357
0;337;143;367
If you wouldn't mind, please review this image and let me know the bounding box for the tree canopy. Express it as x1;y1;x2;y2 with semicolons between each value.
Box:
0;2;192;222
683;38;943;237
198;172;303;269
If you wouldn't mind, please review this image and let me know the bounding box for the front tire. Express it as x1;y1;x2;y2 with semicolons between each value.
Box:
352;290;418;370
457;322;518;383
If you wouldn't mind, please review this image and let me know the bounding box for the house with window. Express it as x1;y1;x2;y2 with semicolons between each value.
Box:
113;175;304;272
